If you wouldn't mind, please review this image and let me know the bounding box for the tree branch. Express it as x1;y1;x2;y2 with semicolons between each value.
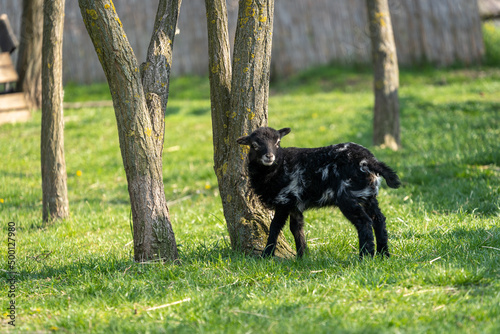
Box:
205;0;232;169
141;0;182;117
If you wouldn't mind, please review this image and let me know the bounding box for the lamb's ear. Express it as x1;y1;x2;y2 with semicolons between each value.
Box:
237;135;251;145
278;128;291;138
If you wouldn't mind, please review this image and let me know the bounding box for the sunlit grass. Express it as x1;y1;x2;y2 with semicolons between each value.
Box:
1;64;499;333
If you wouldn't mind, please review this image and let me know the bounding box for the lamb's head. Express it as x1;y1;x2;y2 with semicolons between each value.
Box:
237;127;291;166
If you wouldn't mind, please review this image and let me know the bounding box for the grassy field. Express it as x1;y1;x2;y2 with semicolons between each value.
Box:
1;63;499;333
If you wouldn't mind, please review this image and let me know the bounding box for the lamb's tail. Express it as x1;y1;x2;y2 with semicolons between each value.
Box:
370;160;401;189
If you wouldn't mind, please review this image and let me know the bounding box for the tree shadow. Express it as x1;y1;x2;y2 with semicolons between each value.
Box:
390;225;500;276
397;97;499;216
12;224;499;300
165;106;181;116
403;161;499;215
189;107;210;116
15;255;136;286
0;169;43;214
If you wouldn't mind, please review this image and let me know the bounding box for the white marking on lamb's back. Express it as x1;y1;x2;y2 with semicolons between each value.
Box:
337;179;351;197
351;175;382;199
275;168;305;205
351;187;375;199
318;188;335;205
336;143;349;152
359;159;369;173
332;164;339;177
321;167;329;181
373;175;382;194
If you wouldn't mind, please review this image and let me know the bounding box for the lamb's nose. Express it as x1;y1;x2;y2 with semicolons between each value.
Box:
266;153;274;159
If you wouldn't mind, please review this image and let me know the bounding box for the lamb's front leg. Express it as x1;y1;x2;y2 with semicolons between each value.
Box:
262;208;289;257
290;211;307;257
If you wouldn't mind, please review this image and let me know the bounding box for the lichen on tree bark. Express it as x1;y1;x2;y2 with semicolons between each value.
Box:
78;0;180;262
205;0;294;258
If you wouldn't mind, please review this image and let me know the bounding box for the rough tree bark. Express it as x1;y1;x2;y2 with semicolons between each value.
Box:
366;0;401;151
16;0;43;109
41;0;69;222
78;0;181;262
206;0;294;258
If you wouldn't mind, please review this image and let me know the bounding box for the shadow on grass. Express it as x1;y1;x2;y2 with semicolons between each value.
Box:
394;226;500;252
14;225;499;301
189;107;210;116
403;162;499;216
399;97;499;216
165;106;181;116
392;226;500;283
17;256;134;282
69;195;130;208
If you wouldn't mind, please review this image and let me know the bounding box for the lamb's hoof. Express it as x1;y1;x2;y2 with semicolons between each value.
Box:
377;246;390;258
261;246;274;258
296;247;308;258
380;251;390;258
359;250;375;259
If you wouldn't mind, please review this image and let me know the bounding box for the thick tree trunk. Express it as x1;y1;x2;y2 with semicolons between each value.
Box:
78;0;179;262
41;0;69;222
206;0;294;258
16;0;43;109
367;0;401;151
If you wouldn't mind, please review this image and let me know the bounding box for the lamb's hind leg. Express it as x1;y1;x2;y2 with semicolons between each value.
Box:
337;197;375;258
262;208;289;258
364;197;390;257
290;211;307;257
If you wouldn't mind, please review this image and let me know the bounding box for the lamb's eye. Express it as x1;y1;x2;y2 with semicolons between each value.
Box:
275;139;281;148
252;142;260;150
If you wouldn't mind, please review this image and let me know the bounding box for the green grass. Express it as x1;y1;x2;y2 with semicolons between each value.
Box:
483;20;500;66
1;63;500;333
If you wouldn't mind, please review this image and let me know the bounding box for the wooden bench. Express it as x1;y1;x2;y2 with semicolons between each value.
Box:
0;14;30;125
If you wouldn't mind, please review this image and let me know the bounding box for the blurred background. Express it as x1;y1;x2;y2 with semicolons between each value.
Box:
2;0;499;85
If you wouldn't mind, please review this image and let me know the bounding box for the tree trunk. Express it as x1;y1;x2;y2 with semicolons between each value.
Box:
41;0;69;222
206;0;294;258
16;0;43;109
78;0;180;262
366;0;401;151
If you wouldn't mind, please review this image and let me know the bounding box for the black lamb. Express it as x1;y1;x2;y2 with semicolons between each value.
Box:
237;127;401;258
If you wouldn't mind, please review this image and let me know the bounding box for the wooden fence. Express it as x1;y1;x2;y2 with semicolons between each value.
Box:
0;0;484;84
